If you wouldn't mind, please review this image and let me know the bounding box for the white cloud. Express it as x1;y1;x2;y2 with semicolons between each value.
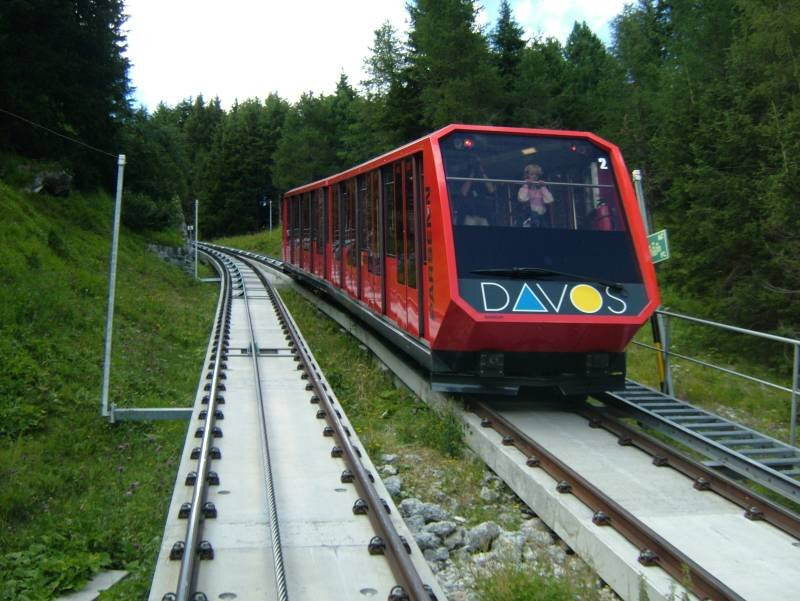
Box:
125;0;627;111
125;0;409;110
510;0;627;45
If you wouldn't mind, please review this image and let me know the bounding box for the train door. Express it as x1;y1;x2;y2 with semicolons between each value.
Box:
330;183;342;287
342;178;359;297
361;171;382;312
383;157;422;335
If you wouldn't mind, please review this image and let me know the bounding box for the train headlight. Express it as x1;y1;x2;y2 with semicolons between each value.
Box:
479;352;504;377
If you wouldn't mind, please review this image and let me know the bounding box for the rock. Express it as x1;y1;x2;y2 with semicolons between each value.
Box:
399;497;449;523
465;521;501;552
383;475;403;497
481;470;499;485
399;498;424;518
380;464;398;476
380;453;399;464
546;545;567;565
444;527;465;550
28;170;72;196
414;531;441;551
452;515;467;524
423;520;457;538
405;514;425;533
479;486;499;502
520;518;549;538
492;531;525;560
423;546;450;562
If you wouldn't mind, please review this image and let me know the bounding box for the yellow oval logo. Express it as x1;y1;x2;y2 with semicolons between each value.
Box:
570;284;602;313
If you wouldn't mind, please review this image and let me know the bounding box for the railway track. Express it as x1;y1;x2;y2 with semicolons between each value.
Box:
216;246;800;601
150;247;443;600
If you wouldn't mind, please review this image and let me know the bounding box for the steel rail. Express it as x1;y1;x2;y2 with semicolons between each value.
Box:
236;257;290;601
471;400;745;601
174;250;231;601
575;402;800;541
237;254;433;601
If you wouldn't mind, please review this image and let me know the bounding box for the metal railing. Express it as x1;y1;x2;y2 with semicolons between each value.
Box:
632;309;800;446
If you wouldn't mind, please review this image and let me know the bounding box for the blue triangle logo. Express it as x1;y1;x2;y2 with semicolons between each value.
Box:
513;283;548;312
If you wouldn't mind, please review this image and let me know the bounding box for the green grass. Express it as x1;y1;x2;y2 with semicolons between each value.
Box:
0;178;217;599
473;561;600;601
214;228;282;258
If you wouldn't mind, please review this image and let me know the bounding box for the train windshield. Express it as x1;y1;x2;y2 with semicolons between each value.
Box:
440;132;642;283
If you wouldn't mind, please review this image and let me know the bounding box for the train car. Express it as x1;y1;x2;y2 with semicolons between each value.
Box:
282;124;659;396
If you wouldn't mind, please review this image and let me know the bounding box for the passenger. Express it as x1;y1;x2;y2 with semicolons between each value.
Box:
517;163;554;227
453;155;495;226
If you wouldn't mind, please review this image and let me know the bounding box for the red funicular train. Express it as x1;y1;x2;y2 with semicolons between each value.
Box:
282;125;659;396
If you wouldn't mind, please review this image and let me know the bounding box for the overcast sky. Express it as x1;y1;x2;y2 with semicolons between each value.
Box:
125;0;628;111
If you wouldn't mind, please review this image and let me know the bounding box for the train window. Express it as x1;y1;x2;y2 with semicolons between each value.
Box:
332;184;341;260
404;158;417;289
395;161;405;285
315;188;325;254
292;196;300;242
370;170;382;275
440;132;642;283
358;175;368;255
383;167;395;257
441;133;628;232
302;192;311;251
345;178;356;266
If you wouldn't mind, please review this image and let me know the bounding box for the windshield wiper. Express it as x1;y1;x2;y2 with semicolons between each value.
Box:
470;267;625;292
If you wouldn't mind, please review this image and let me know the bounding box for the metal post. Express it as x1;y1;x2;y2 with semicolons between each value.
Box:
661;313;674;396
194;199;199;280
791;344;799;447
633;169;671;392
632;169;653;234
101;154;126;418
269;199;273;231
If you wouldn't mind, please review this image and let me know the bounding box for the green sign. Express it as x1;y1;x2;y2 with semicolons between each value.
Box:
648;229;670;264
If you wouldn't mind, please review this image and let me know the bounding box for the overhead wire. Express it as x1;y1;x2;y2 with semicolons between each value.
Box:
0;107;118;158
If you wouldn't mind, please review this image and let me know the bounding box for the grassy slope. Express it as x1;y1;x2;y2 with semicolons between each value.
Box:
0;180;217;599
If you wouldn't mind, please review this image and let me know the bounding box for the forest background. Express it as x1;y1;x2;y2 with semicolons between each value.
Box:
1;0;798;337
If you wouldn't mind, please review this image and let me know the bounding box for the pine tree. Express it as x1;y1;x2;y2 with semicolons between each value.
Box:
406;0;502;128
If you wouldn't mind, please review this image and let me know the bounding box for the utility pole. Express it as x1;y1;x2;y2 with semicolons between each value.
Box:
101;154;126;418
194;199;199;279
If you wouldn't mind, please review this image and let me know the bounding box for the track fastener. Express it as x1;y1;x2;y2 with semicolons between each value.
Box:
202;501;217;518
652;455;668;467
169;541;185;560
502;435;514;446
526;456;541;467
745;506;764;521
592;511;610;526
638;549;659;566
353;498;369;514
178;503;191;518
556;480;572;494
388;585;410;601
693;477;711;491
368;535;386;555
341;469;354;483
197;540;214;560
